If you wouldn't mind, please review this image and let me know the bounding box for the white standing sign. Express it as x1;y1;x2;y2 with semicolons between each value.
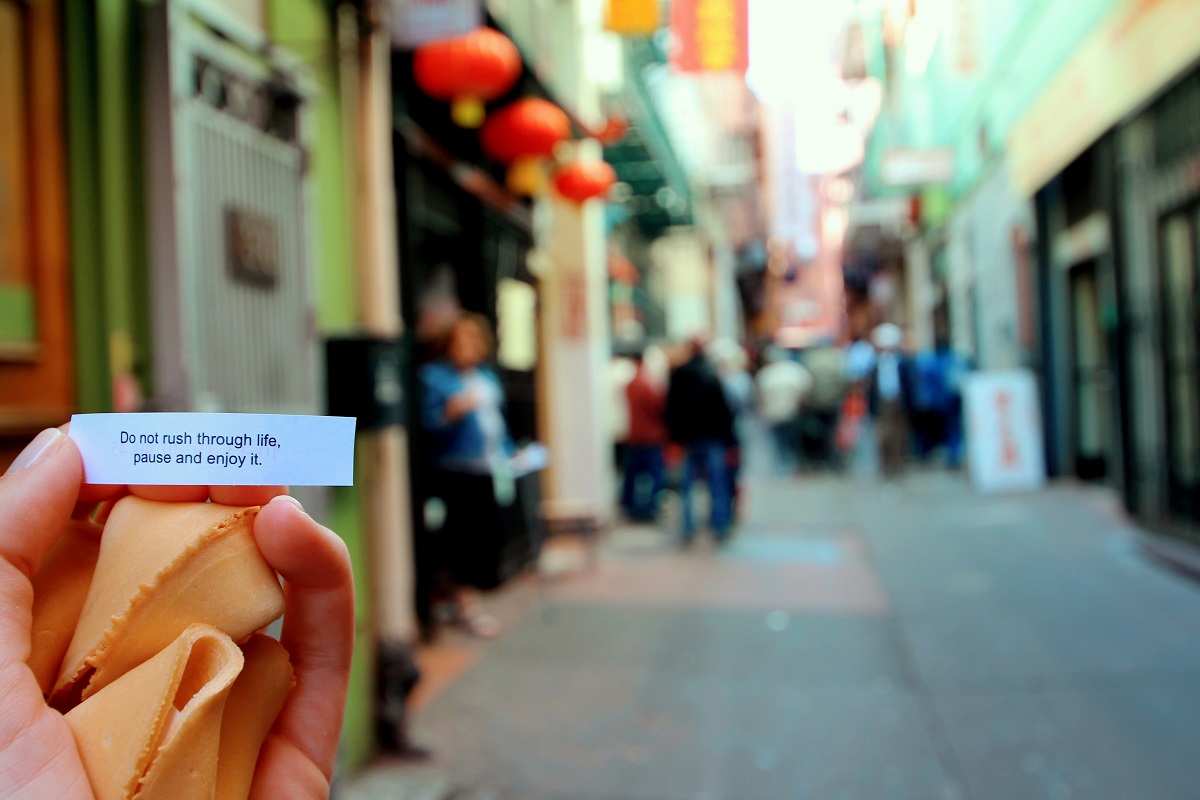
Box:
963;369;1046;493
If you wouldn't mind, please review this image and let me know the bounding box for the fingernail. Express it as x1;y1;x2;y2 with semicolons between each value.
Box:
6;428;65;475
271;494;307;514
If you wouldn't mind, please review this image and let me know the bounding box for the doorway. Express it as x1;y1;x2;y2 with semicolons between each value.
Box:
1159;205;1200;522
1068;260;1112;481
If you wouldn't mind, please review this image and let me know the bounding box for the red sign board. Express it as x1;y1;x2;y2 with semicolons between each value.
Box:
671;0;749;74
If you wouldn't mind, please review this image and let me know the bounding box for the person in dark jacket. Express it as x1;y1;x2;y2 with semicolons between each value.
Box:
867;323;917;479
665;336;736;543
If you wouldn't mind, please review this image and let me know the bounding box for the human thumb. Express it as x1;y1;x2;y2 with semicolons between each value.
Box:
1;428;82;584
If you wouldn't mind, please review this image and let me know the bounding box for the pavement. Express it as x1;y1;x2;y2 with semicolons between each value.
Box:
337;463;1200;800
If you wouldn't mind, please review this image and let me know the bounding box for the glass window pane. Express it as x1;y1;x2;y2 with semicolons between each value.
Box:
0;1;35;349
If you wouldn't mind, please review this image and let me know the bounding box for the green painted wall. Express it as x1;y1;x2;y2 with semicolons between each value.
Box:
863;0;1121;202
268;0;357;335
64;0;152;412
267;0;375;772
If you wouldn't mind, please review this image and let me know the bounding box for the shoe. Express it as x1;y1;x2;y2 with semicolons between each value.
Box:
453;609;500;639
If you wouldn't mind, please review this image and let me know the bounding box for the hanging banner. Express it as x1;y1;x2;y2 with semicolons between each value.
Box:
605;0;660;35
671;0;749;74
946;0;981;77
390;0;481;49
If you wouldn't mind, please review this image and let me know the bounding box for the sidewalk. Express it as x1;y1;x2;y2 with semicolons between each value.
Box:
339;469;1200;800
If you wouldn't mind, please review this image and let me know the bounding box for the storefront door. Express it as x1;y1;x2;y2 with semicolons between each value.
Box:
1159;204;1200;522
1069;260;1112;481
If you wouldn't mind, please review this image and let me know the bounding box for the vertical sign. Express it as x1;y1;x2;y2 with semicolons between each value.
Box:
946;0;980;76
391;0;481;49
561;272;587;339
605;0;660;35
671;0;749;74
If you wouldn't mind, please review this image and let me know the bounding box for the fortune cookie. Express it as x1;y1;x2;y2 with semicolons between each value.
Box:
28;518;103;694
215;634;296;800
65;624;244;800
53;497;285;706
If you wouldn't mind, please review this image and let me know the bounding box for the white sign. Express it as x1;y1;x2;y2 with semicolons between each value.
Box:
881;148;955;186
69;413;356;486
391;0;481;49
964;370;1046;493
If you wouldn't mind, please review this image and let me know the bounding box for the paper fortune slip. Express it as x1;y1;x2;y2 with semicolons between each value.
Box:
69;413;356;486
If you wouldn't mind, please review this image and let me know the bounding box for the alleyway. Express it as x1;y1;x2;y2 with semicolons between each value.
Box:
343;469;1200;800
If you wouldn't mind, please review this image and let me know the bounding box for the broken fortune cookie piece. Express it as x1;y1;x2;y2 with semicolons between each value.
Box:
53;497;285;706
64;623;244;800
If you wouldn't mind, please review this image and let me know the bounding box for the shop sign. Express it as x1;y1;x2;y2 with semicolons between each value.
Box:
1009;0;1200;197
391;0;481;49
605;0;660;36
964;369;1046;494
671;0;749;74
881;148;955;186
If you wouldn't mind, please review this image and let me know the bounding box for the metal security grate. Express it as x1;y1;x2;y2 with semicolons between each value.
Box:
180;102;316;413
145;3;320;417
1153;66;1200;169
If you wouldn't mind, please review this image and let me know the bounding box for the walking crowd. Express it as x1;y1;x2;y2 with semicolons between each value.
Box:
615;325;970;541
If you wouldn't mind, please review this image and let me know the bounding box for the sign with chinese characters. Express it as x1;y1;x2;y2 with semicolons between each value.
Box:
964;370;1046;494
946;0;980;76
225;207;280;289
605;0;659;35
391;0;481;49
670;0;748;74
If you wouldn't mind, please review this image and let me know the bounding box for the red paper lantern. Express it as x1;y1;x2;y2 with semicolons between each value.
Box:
553;161;618;204
480;98;572;195
413;28;522;127
480;98;572;163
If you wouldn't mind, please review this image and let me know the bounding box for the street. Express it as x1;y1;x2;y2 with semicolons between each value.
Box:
342;468;1200;800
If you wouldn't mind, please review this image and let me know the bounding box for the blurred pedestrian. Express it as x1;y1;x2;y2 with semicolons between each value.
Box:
911;335;969;468
710;339;753;518
868;323;916;480
621;348;668;522
665;335;736;544
799;340;847;468
418;312;513;638
755;346;812;473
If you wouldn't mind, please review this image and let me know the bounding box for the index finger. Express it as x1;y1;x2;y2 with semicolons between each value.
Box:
251;495;354;779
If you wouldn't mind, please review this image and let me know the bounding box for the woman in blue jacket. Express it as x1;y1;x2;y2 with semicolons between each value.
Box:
417;313;514;638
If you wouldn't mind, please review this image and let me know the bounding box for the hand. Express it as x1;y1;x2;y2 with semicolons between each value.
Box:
0;427;354;799
444;389;480;423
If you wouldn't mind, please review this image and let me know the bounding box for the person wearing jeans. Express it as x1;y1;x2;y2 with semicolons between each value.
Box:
679;438;733;541
665;336;736;544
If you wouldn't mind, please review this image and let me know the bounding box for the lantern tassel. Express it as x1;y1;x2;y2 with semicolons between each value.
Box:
451;97;487;128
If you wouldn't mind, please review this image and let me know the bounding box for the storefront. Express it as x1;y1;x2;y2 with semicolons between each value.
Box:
1011;1;1200;546
392;29;546;618
1030;52;1200;553
1114;65;1200;549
